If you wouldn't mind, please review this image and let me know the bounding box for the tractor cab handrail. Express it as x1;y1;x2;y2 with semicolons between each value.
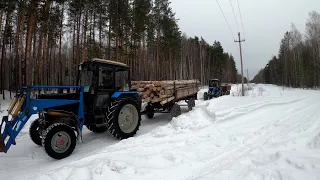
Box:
22;86;83;89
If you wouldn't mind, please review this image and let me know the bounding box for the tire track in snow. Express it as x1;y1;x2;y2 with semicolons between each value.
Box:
215;97;309;124
182;98;320;180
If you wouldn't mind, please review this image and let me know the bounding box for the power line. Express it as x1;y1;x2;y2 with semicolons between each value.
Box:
229;0;240;33
236;0;245;39
215;0;236;40
236;0;247;63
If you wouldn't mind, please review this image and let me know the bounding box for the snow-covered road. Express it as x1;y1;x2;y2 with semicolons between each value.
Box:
1;84;320;180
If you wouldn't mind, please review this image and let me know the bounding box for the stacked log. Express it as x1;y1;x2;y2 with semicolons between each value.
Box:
132;80;200;105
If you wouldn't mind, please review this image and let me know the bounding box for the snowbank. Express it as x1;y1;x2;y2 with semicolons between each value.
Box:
1;84;320;180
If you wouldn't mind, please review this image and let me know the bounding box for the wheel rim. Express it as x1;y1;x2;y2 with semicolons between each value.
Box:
51;131;71;153
118;104;139;133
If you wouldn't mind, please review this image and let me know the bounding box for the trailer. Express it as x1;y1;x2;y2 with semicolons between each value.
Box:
135;80;200;119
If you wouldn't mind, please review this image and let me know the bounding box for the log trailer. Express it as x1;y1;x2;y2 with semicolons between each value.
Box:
133;80;199;119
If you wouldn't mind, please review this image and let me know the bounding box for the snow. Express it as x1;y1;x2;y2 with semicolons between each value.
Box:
1;84;320;180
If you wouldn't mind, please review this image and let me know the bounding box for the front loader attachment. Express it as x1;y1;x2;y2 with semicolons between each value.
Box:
0;94;28;153
0;85;85;153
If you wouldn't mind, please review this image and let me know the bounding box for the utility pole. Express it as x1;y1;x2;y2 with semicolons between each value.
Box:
246;68;249;84
234;32;245;96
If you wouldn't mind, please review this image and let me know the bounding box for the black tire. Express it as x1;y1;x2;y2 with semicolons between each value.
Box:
170;103;181;118
144;105;154;119
106;98;141;140
187;98;195;111
29;118;43;146
146;112;154;119
86;125;107;133
42;123;77;160
204;92;208;100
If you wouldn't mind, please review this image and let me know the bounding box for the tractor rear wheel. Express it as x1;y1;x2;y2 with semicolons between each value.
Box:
86;125;107;133
29;118;43;146
42;123;77;160
106;98;141;140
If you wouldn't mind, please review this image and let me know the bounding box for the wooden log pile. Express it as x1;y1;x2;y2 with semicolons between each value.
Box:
132;80;200;105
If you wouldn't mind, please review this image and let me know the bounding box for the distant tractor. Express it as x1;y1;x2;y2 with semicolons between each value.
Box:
203;79;231;100
0;58;142;159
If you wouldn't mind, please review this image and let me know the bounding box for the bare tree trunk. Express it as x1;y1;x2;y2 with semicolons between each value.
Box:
108;19;111;59
1;12;10;99
82;6;88;62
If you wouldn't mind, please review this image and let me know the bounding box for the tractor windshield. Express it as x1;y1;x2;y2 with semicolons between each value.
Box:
209;80;216;87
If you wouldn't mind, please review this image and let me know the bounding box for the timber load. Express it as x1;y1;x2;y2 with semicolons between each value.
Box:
132;79;200;105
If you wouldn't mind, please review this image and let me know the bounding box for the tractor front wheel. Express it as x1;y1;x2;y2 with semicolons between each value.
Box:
42;123;77;160
106;99;141;140
29;118;43;146
204;92;208;100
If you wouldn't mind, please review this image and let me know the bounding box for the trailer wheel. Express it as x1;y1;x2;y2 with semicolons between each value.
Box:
86;125;107;133
29;118;43;146
106;98;141;140
144;105;154;119
170;103;181;118
42;123;77;160
187;98;195;111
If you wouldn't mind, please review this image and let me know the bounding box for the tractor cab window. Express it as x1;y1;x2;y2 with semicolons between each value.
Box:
209;81;215;87
99;67;114;90
80;68;93;86
115;69;129;91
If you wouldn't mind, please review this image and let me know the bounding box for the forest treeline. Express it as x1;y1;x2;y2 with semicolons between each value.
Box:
0;0;243;98
252;11;320;88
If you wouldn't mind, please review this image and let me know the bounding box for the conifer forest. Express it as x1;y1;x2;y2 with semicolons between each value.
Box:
252;11;320;88
0;0;241;99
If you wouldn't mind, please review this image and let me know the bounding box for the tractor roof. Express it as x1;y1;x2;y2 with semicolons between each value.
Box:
85;58;129;68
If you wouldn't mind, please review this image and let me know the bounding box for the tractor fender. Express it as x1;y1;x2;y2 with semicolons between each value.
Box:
111;92;141;102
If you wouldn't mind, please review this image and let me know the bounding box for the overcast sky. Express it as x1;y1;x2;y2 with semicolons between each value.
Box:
170;0;320;79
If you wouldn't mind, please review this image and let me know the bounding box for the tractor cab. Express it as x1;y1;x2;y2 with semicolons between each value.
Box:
208;79;220;93
78;58;131;94
209;79;220;89
77;58;140;128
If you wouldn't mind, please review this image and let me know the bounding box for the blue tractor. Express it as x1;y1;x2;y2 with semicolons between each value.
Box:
0;58;142;159
203;79;231;100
